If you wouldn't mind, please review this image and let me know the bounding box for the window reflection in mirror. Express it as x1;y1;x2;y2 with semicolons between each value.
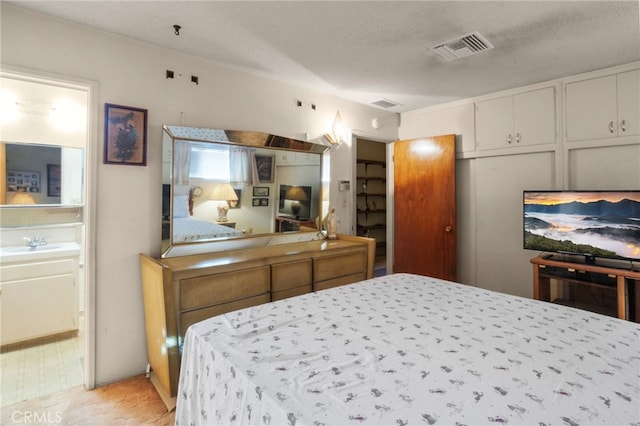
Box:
2;143;84;205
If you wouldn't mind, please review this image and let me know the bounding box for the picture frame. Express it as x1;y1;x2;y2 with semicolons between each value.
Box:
260;198;269;207
47;164;61;197
229;189;242;209
104;103;148;166
7;170;40;193
252;198;261;207
253;187;269;197
254;154;274;183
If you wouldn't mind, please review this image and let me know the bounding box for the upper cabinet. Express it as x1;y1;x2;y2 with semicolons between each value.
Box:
476;86;557;150
565;69;639;141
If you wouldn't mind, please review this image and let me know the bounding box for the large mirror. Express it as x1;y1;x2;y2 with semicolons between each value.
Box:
161;126;330;256
1;142;84;206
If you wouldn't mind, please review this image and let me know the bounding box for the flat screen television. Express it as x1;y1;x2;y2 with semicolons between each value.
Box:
523;190;640;263
162;184;171;220
279;184;312;220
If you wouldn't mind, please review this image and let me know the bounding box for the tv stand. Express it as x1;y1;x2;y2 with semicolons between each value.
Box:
531;256;640;322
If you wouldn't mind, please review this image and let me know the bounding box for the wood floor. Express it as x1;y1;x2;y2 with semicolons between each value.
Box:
1;374;175;425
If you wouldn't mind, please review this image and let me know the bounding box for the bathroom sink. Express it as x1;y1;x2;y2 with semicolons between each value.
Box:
0;242;80;263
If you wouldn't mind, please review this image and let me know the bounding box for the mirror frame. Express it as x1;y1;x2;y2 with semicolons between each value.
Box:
161;125;330;258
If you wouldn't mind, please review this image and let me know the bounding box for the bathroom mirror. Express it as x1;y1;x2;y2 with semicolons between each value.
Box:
161;125;330;256
1;142;84;205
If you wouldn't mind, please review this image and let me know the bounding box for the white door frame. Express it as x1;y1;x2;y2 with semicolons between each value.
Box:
1;65;97;389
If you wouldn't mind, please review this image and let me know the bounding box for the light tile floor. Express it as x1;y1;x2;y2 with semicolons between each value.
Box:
1;323;83;407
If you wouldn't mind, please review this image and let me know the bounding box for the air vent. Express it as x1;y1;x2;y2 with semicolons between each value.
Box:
431;31;494;61
371;98;401;109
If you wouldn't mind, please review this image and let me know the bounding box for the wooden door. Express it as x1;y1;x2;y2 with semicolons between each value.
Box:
394;134;456;280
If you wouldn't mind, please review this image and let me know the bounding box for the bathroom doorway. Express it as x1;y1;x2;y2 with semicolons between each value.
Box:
0;68;96;405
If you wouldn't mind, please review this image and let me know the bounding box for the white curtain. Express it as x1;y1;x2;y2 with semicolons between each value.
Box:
173;141;191;185
230;147;256;186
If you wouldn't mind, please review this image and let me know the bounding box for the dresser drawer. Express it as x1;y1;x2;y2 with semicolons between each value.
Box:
314;250;366;282
314;272;367;292
180;294;270;337
272;285;312;301
180;266;270;310
272;259;312;292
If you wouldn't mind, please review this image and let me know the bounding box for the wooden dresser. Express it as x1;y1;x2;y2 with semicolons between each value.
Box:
139;235;374;410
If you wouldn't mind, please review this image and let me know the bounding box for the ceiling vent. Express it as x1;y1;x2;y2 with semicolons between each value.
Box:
431;31;494;61
371;98;401;109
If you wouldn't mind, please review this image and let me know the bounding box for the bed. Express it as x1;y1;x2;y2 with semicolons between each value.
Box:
171;187;244;242
172;217;243;242
175;273;640;425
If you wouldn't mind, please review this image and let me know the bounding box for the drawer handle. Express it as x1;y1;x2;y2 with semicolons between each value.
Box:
515;133;521;143
609;121;615;133
507;134;513;144
620;120;627;132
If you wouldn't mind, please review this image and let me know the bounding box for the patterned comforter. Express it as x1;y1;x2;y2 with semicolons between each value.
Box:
172;217;243;242
175;273;640;425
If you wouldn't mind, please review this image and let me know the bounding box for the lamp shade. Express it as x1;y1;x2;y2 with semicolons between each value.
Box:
10;192;36;205
210;183;238;201
284;186;308;201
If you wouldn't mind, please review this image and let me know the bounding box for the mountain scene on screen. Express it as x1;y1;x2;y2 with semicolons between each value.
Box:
524;196;640;259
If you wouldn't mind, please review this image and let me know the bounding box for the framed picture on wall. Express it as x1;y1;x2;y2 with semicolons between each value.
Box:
47;164;61;197
252;198;261;207
7;170;40;193
104;103;148;166
254;155;274;183
253;187;269;196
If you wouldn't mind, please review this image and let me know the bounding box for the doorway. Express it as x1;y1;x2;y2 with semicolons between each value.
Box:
0;69;96;405
354;137;388;276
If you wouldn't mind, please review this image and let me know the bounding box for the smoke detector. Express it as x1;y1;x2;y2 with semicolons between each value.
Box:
431;31;494;61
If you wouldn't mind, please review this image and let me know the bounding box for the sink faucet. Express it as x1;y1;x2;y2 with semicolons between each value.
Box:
24;236;47;248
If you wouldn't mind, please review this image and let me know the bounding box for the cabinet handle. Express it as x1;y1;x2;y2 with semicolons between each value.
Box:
515;133;521;143
620;120;627;132
609;121;615;133
506;134;513;144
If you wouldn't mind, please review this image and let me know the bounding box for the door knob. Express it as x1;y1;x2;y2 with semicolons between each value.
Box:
445;226;453;233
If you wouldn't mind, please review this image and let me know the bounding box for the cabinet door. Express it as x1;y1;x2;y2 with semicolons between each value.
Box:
617;69;640;137
476;95;513;150
513;87;556;146
566;75;618;141
1;274;76;345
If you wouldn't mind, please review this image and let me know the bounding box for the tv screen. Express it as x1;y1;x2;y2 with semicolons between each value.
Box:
523;190;640;261
162;184;171;220
279;185;312;220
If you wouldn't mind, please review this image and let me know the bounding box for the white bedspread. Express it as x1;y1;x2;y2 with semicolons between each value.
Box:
173;217;243;242
176;273;640;425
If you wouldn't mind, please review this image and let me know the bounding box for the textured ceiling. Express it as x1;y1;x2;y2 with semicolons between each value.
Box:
6;0;640;112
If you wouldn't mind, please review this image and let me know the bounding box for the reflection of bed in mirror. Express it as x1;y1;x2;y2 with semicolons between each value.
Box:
172;187;243;243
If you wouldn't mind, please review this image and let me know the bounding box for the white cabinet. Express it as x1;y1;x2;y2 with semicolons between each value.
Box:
415;103;476;153
1;257;79;346
476;86;557;150
275;151;320;166
565;69;639;141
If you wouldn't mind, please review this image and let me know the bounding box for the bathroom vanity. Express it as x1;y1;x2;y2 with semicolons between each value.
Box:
0;241;81;347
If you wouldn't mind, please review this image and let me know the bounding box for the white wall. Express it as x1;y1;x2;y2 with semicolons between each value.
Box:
0;5;398;386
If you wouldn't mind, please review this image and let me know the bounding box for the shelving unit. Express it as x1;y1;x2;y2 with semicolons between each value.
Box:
356;158;386;258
